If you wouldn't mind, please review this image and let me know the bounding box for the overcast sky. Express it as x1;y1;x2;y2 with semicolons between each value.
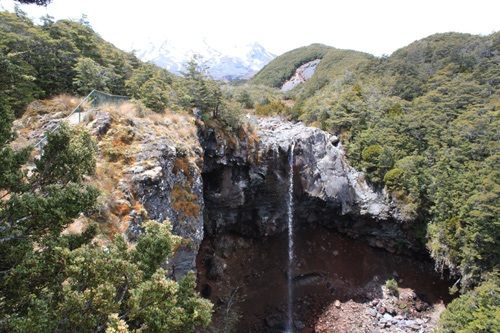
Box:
1;0;499;56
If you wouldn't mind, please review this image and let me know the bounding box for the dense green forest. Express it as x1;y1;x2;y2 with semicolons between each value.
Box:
1;5;500;330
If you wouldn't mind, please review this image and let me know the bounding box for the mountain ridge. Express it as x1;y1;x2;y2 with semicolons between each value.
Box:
133;37;276;81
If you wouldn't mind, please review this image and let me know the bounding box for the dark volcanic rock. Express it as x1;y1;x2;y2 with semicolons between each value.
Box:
88;111;113;137
201;117;420;254
128;137;205;280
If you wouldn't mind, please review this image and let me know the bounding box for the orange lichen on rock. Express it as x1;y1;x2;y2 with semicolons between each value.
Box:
171;184;200;220
113;201;131;216
172;157;190;177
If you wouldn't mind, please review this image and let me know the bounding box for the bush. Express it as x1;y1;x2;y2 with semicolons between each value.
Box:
385;278;399;296
439;275;500;332
383;168;406;192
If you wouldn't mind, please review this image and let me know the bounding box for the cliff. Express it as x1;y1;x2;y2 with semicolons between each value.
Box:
201;116;418;254
18;106;419;277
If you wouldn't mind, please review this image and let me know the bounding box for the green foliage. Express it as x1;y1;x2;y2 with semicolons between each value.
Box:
439;274;500;332
385;278;399;296
73;57;112;94
180;55;223;117
249;44;332;87
236;90;254;109
249;43;373;103
218;99;243;131
2;221;212;332
290;31;500;293
383;168;405;192
0;94;32;193
0;50;40;117
255;100;291;116
0;10;175;116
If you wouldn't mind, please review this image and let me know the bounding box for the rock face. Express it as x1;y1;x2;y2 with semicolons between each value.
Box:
19;104;422;284
281;59;321;91
86;110;206;281
129;138;205;280
201;117;420;254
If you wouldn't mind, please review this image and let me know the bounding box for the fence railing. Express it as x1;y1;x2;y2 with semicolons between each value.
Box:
34;90;130;155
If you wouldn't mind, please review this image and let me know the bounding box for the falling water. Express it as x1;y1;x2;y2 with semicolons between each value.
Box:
286;141;295;332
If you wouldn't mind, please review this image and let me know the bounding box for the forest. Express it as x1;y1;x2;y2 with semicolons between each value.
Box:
1;6;499;331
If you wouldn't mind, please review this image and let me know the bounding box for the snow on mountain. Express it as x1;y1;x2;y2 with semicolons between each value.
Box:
132;37;276;81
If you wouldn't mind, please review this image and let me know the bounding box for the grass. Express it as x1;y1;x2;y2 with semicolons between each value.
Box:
24;94;82;117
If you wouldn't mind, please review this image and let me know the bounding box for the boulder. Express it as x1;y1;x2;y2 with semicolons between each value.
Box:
88;111;113;137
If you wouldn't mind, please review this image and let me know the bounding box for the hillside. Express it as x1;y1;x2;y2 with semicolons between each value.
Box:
248;43;332;87
243;31;500;330
248;43;373;95
289;31;500;331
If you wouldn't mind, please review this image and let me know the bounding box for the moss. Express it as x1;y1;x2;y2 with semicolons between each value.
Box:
172;157;190;176
236;126;247;141
385;278;399;296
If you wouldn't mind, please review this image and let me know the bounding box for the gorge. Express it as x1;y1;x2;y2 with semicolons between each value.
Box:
3;10;499;330
123;114;453;331
12;100;454;331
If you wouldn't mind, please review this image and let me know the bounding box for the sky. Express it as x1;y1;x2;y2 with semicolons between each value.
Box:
1;0;499;57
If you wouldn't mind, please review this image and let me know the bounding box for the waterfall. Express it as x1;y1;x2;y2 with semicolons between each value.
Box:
286;141;295;332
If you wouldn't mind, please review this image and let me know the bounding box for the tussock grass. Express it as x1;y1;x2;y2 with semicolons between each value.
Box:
51;94;81;114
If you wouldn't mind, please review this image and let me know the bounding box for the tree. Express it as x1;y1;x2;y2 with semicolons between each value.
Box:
73;57;111;94
138;77;170;112
439;274;500;332
181;55;222;118
219;99;243;131
5;221;212;332
0;120;100;327
0;50;40;117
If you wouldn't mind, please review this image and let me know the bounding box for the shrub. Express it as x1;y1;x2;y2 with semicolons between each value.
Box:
385;278;399;296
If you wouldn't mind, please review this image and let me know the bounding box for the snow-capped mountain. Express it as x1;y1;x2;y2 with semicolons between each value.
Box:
133;37;276;81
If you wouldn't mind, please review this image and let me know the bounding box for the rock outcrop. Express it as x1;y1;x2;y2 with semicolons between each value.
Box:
281;59;321;91
17;104;421;281
201;116;419;254
128;138;205;280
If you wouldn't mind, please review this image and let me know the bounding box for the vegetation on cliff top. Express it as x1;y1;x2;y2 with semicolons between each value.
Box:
0;101;212;331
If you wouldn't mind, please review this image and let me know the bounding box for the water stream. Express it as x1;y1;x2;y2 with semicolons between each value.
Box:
286;141;295;332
